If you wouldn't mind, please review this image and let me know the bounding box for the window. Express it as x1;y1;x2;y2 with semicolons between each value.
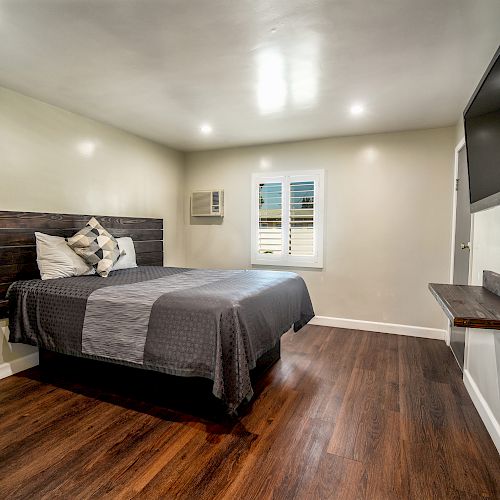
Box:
251;170;324;268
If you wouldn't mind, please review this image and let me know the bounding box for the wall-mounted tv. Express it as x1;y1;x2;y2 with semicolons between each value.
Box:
464;45;500;213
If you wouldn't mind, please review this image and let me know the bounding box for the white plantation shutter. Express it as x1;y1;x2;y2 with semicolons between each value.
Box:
251;170;324;268
257;181;283;255
289;179;315;257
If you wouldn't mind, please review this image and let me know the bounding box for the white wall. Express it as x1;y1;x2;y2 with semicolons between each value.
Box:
184;127;456;334
470;207;500;285
0;86;186;375
464;205;500;452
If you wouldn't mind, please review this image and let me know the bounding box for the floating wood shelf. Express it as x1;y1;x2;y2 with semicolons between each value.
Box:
429;282;500;330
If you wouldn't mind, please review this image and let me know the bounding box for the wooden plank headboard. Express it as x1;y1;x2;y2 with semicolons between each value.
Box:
0;211;164;318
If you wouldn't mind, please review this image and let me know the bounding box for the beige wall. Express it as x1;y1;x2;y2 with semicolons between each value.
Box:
0;86;185;265
0;86;185;371
184;127;456;330
0;86;457;371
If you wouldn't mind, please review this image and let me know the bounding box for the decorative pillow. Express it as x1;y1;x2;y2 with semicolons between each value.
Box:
67;217;122;277
112;237;138;271
35;232;95;280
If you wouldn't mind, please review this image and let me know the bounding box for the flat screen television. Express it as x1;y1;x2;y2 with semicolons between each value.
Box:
464;45;500;213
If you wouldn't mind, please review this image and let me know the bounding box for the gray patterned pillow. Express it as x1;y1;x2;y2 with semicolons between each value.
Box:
67;217;122;277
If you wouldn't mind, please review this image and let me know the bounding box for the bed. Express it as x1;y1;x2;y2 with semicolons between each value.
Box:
1;211;314;413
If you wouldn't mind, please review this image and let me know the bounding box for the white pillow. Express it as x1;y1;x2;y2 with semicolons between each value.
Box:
35;232;95;280
112;237;138;271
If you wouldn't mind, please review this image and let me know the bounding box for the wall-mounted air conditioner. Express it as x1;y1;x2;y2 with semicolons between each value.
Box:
191;190;224;217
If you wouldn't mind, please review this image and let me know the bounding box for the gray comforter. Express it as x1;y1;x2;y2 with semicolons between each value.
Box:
8;266;314;412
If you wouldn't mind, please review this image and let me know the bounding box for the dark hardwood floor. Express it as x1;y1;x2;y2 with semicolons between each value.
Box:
1;325;499;499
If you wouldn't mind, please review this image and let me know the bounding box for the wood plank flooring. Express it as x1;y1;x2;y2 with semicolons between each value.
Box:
1;325;499;499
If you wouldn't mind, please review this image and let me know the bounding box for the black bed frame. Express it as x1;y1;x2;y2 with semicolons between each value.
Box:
37;342;280;417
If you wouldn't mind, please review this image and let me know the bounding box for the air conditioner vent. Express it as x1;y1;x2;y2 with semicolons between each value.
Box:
191;190;224;217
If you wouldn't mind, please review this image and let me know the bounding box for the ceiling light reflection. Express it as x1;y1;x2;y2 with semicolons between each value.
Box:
200;123;213;135
256;34;319;115
350;103;365;116
256;49;287;115
260;157;272;169
76;140;97;157
291;35;319;109
361;146;379;163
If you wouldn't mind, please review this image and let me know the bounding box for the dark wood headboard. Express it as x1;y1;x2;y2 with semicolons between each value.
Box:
0;211;164;318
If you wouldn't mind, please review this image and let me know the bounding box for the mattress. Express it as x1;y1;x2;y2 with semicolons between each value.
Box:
7;266;314;412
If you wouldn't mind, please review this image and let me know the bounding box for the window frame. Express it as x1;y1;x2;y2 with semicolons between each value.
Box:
251;169;325;268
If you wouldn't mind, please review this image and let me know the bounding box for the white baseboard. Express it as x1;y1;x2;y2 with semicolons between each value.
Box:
309;315;446;341
463;369;500;454
0;351;39;380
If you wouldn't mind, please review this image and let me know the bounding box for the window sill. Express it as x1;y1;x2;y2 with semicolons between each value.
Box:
250;258;323;269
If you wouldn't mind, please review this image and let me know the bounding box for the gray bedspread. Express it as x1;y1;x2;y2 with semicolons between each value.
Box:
7;266;314;411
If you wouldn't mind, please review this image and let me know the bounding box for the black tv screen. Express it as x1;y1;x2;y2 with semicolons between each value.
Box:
464;46;500;213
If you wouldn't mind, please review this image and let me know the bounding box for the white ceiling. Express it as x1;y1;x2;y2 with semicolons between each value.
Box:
0;0;499;151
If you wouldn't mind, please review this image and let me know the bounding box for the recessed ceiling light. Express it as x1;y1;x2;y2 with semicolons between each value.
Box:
350;103;365;116
200;123;213;135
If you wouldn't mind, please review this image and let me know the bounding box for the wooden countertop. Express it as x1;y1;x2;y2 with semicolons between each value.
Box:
429;283;500;330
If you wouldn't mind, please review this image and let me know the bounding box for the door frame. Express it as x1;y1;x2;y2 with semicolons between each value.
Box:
448;136;474;344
